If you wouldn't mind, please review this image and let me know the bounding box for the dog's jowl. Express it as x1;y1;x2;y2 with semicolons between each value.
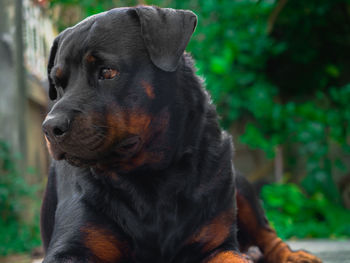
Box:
41;6;322;263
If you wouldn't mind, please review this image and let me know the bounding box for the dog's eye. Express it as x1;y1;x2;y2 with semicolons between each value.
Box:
99;68;119;80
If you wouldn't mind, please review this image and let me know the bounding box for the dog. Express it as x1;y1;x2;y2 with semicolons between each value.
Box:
41;6;322;263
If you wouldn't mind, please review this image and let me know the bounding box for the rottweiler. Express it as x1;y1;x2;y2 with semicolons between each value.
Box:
41;6;322;263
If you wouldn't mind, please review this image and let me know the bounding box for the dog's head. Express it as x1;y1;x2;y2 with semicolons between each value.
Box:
42;6;197;172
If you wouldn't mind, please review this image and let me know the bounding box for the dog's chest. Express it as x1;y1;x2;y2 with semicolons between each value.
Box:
55;163;232;263
78;176;207;262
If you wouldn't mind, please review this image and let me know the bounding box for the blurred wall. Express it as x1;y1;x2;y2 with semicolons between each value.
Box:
0;0;55;182
0;0;21;155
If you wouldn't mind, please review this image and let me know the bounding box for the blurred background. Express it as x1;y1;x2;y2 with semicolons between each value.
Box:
0;0;349;261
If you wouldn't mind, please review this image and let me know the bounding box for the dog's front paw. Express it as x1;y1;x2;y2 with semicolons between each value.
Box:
285;250;322;263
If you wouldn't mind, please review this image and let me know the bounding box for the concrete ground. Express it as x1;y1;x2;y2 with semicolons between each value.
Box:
1;240;349;263
288;240;350;263
32;240;349;262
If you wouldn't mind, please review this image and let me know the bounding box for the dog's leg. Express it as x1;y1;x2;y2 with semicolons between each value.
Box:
42;194;126;263
235;175;322;263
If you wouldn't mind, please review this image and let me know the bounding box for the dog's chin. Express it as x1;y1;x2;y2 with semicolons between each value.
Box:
65;155;98;168
49;147;97;167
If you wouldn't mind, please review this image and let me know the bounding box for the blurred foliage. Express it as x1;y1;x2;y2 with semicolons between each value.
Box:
0;140;41;255
49;0;141;31
48;0;350;237
262;183;350;239
48;0;350;202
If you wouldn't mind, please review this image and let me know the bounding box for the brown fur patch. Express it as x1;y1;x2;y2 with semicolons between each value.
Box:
205;251;252;263
100;107;169;170
82;226;125;263
236;192;260;235
105;110;152;142
189;209;234;252
141;81;155;99
236;191;277;251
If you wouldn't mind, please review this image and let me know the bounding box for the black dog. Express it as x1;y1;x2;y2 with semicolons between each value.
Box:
41;6;322;263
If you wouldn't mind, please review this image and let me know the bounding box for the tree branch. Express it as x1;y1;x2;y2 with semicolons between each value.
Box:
267;0;289;34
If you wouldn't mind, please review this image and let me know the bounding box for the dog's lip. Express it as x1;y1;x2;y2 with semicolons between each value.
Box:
114;136;142;155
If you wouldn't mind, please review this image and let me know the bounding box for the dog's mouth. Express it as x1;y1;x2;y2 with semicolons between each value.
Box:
48;135;143;167
114;136;142;157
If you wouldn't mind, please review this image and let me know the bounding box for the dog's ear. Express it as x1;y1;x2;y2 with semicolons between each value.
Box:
47;37;60;100
135;6;197;72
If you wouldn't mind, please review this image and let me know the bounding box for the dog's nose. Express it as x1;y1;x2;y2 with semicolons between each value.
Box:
42;114;70;140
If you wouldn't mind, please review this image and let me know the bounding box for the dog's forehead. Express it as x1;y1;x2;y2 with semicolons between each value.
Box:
55;7;141;65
